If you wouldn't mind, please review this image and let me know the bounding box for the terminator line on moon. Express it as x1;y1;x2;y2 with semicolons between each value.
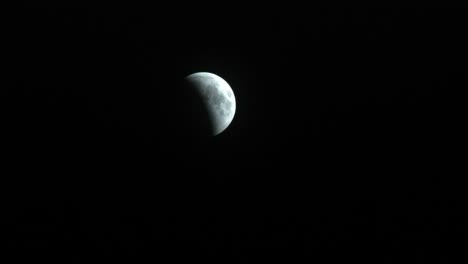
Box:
183;72;236;136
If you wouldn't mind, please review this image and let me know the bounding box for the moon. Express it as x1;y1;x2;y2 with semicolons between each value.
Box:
182;72;236;136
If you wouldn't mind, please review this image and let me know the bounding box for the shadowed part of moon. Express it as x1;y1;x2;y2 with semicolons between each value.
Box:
178;81;213;136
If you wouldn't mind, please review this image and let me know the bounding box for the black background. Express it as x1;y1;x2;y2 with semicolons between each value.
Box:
5;7;467;263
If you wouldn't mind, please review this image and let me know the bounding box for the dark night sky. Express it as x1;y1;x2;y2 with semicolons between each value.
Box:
5;7;467;264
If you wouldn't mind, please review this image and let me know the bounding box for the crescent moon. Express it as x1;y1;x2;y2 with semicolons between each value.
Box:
184;72;236;136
